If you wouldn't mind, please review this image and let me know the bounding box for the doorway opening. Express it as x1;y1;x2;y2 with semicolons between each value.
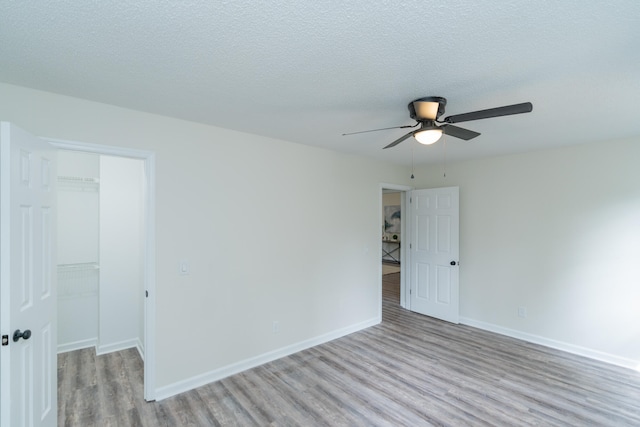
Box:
380;184;411;314
382;189;402;306
57;150;144;349
47;138;156;401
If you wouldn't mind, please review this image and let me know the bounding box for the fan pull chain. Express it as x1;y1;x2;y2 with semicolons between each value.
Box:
442;133;447;178
411;139;415;179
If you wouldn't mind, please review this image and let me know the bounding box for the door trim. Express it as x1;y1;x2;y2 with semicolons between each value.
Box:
45;138;157;401
380;183;413;312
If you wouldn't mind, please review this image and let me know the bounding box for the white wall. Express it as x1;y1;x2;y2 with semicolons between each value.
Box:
57;151;100;351
57;151;100;264
98;155;144;354
0;83;410;394
413;138;640;367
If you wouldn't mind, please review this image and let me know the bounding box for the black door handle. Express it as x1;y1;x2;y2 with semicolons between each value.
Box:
13;329;31;342
450;261;457;266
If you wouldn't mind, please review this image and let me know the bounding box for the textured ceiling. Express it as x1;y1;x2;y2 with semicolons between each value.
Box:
1;1;639;165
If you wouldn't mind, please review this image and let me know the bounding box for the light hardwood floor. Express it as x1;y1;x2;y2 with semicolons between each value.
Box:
59;273;640;426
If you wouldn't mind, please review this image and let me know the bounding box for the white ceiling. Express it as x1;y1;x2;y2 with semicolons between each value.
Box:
1;1;639;165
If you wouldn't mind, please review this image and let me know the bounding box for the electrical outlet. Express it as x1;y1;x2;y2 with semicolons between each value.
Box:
272;321;280;334
518;306;527;318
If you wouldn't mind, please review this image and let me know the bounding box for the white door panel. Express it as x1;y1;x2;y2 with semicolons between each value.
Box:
1;122;57;427
409;187;459;323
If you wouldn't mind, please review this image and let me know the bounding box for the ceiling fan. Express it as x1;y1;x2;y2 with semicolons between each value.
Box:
344;97;533;149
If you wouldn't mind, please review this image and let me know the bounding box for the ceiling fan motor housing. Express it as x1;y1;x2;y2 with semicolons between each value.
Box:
409;96;447;121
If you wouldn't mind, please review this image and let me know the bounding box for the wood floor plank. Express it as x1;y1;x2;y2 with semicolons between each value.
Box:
58;273;640;426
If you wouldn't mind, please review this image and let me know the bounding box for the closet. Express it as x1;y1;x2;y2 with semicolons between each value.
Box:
57;151;145;357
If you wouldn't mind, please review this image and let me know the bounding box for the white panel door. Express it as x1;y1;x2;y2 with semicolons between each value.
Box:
1;122;57;427
409;187;459;323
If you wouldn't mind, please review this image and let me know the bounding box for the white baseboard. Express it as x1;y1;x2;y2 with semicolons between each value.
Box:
58;337;141;358
57;338;97;354
97;338;139;356
460;316;639;370
136;337;145;361
155;316;381;401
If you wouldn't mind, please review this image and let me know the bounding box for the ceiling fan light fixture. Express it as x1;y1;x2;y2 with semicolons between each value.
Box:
414;128;443;145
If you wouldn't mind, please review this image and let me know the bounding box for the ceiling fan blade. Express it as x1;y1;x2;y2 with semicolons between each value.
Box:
383;131;413;149
443;102;533;124
342;123;418;136
442;124;481;141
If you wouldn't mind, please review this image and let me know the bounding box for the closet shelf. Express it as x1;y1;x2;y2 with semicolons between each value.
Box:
57;263;100;298
57;262;100;271
57;176;100;192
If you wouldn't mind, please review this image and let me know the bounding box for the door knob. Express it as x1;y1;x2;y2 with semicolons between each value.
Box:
450;261;457;266
13;329;31;342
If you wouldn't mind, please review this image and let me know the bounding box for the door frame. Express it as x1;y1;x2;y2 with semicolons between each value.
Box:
45;137;157;401
380;183;412;311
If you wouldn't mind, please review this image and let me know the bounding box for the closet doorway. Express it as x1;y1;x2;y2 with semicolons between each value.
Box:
57;151;144;356
49;138;156;401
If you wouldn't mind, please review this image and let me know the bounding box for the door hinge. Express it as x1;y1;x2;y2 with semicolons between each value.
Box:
145;290;148;298
2;335;8;346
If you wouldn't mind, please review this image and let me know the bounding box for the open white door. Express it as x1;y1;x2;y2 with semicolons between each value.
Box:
408;187;459;323
1;122;57;427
